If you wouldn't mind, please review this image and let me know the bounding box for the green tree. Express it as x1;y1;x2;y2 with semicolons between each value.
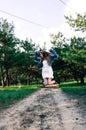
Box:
50;32;86;84
16;39;36;85
0;18;41;86
65;13;86;83
65;13;86;32
0;18;17;86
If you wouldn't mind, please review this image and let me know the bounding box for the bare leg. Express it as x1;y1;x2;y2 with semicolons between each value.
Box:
43;78;48;86
47;78;55;85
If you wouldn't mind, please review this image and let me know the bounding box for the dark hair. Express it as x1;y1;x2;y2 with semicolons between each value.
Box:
40;51;50;65
42;51;49;58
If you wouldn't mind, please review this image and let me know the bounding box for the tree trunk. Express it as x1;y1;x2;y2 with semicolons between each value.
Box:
27;74;31;85
0;66;5;87
6;68;10;86
80;77;84;84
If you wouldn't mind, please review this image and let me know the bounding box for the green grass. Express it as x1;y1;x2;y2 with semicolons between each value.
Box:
0;84;40;109
60;81;86;95
60;80;86;108
0;81;86;109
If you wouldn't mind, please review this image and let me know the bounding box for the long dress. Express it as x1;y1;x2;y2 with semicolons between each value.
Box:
42;60;54;79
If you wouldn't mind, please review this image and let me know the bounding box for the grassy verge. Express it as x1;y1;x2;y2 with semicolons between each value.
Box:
60;81;86;95
0;84;40;109
60;81;86;107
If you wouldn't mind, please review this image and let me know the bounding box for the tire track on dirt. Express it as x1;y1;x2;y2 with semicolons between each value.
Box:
20;89;64;130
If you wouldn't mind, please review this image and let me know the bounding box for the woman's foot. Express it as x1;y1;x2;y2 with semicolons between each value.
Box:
45;83;59;88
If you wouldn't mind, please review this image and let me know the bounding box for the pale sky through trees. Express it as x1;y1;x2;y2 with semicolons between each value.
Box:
0;0;86;49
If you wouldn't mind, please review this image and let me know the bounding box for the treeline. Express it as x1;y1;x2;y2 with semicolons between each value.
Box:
0;13;86;87
51;13;86;84
0;18;40;87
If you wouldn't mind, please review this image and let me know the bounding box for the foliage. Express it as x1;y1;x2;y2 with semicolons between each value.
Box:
62;37;86;64
51;33;86;84
50;32;66;49
0;14;86;86
0;18;38;86
65;13;86;32
50;12;86;84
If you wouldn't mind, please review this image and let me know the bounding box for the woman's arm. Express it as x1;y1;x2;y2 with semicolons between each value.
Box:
34;52;43;68
34;52;41;61
49;49;58;58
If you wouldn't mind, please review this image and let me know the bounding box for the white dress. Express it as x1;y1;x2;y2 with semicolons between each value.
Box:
42;60;54;79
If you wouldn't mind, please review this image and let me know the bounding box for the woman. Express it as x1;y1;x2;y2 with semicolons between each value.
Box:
35;49;58;87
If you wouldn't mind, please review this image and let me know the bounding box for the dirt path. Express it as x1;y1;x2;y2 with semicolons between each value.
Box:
0;88;86;130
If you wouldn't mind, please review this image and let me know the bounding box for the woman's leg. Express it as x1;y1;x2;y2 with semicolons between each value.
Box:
43;78;48;86
47;78;55;85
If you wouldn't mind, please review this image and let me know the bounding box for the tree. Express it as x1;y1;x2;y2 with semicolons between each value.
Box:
65;13;86;32
0;18;17;86
16;39;36;85
50;32;86;84
65;13;86;83
0;18;43;86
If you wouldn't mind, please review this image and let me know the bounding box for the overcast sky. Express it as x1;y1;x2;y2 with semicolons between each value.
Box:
0;0;86;49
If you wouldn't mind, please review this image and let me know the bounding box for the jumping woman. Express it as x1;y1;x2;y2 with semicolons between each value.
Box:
35;49;58;87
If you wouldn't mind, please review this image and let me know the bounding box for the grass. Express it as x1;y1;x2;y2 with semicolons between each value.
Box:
60;80;86;95
0;84;40;109
60;80;86;109
0;81;86;109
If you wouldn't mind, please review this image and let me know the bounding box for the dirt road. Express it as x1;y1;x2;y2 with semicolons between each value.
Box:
0;88;86;130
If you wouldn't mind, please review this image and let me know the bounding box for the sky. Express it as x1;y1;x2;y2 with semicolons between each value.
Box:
0;0;86;50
